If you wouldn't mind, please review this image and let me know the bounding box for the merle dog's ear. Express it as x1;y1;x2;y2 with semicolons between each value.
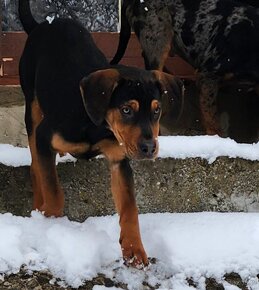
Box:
152;70;185;121
80;69;120;126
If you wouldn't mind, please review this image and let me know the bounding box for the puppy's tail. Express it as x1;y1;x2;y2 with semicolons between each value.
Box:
110;0;131;65
18;0;38;34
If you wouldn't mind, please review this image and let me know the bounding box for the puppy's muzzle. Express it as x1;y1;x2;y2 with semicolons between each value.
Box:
138;139;157;159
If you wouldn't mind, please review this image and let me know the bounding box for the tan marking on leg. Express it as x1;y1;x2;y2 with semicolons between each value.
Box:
51;133;90;155
37;153;64;217
110;160;148;268
28;99;44;210
27;100;65;216
93;138;148;265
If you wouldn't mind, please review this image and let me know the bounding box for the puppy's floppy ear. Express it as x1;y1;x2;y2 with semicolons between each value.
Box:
80;69;120;126
152;70;185;121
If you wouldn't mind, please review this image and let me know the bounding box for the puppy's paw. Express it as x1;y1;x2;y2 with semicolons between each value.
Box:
39;204;63;217
121;239;149;269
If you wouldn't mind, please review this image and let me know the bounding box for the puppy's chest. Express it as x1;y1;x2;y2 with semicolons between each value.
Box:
52;124;114;160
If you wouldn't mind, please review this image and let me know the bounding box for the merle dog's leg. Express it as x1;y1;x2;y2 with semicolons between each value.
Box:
198;74;221;135
137;8;173;70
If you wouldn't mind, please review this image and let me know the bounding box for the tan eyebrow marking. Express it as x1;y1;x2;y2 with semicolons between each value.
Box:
124;100;139;112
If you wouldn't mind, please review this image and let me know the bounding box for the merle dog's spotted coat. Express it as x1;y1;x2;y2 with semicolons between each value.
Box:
111;0;259;136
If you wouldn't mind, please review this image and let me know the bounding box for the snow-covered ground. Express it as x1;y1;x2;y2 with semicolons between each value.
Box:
0;136;259;289
1;211;259;289
0;135;259;167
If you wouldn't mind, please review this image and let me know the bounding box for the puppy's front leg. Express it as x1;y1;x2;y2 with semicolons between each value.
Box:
110;159;148;268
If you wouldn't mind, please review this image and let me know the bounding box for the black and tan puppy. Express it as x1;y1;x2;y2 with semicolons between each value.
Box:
111;0;259;137
18;0;183;267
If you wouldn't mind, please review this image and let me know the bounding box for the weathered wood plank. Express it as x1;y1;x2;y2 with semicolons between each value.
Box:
0;32;195;85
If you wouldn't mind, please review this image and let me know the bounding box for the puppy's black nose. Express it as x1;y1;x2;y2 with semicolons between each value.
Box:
139;140;156;158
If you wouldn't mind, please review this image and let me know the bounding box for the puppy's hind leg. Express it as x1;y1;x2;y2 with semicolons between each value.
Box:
25;99;45;210
20;55;45;211
35;120;64;217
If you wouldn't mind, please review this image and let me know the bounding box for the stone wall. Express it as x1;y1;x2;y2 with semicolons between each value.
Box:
2;0;119;31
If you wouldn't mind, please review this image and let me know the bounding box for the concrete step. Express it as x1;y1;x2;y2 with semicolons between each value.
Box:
0;157;258;221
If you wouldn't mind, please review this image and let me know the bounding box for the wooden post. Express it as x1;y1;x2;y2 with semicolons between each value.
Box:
118;0;121;32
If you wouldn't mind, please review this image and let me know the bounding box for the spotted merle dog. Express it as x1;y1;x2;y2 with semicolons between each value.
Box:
111;0;259;137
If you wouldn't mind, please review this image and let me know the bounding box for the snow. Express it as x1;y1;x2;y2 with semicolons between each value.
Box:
0;135;259;167
46;15;55;24
1;136;259;288
0;144;76;167
158;135;259;163
1;212;259;289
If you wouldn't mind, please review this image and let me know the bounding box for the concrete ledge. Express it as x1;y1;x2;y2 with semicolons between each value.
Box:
0;86;27;147
0;157;258;222
0;86;24;107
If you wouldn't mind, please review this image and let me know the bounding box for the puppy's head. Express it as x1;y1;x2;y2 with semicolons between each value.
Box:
80;68;184;160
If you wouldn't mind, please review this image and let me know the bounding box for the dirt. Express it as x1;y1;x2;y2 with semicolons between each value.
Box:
0;268;122;290
0;268;252;289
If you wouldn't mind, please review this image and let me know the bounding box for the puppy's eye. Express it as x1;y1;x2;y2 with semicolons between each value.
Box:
154;107;161;115
153;107;161;120
121;106;133;116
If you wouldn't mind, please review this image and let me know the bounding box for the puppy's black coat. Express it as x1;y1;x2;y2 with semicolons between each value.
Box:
18;0;183;267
